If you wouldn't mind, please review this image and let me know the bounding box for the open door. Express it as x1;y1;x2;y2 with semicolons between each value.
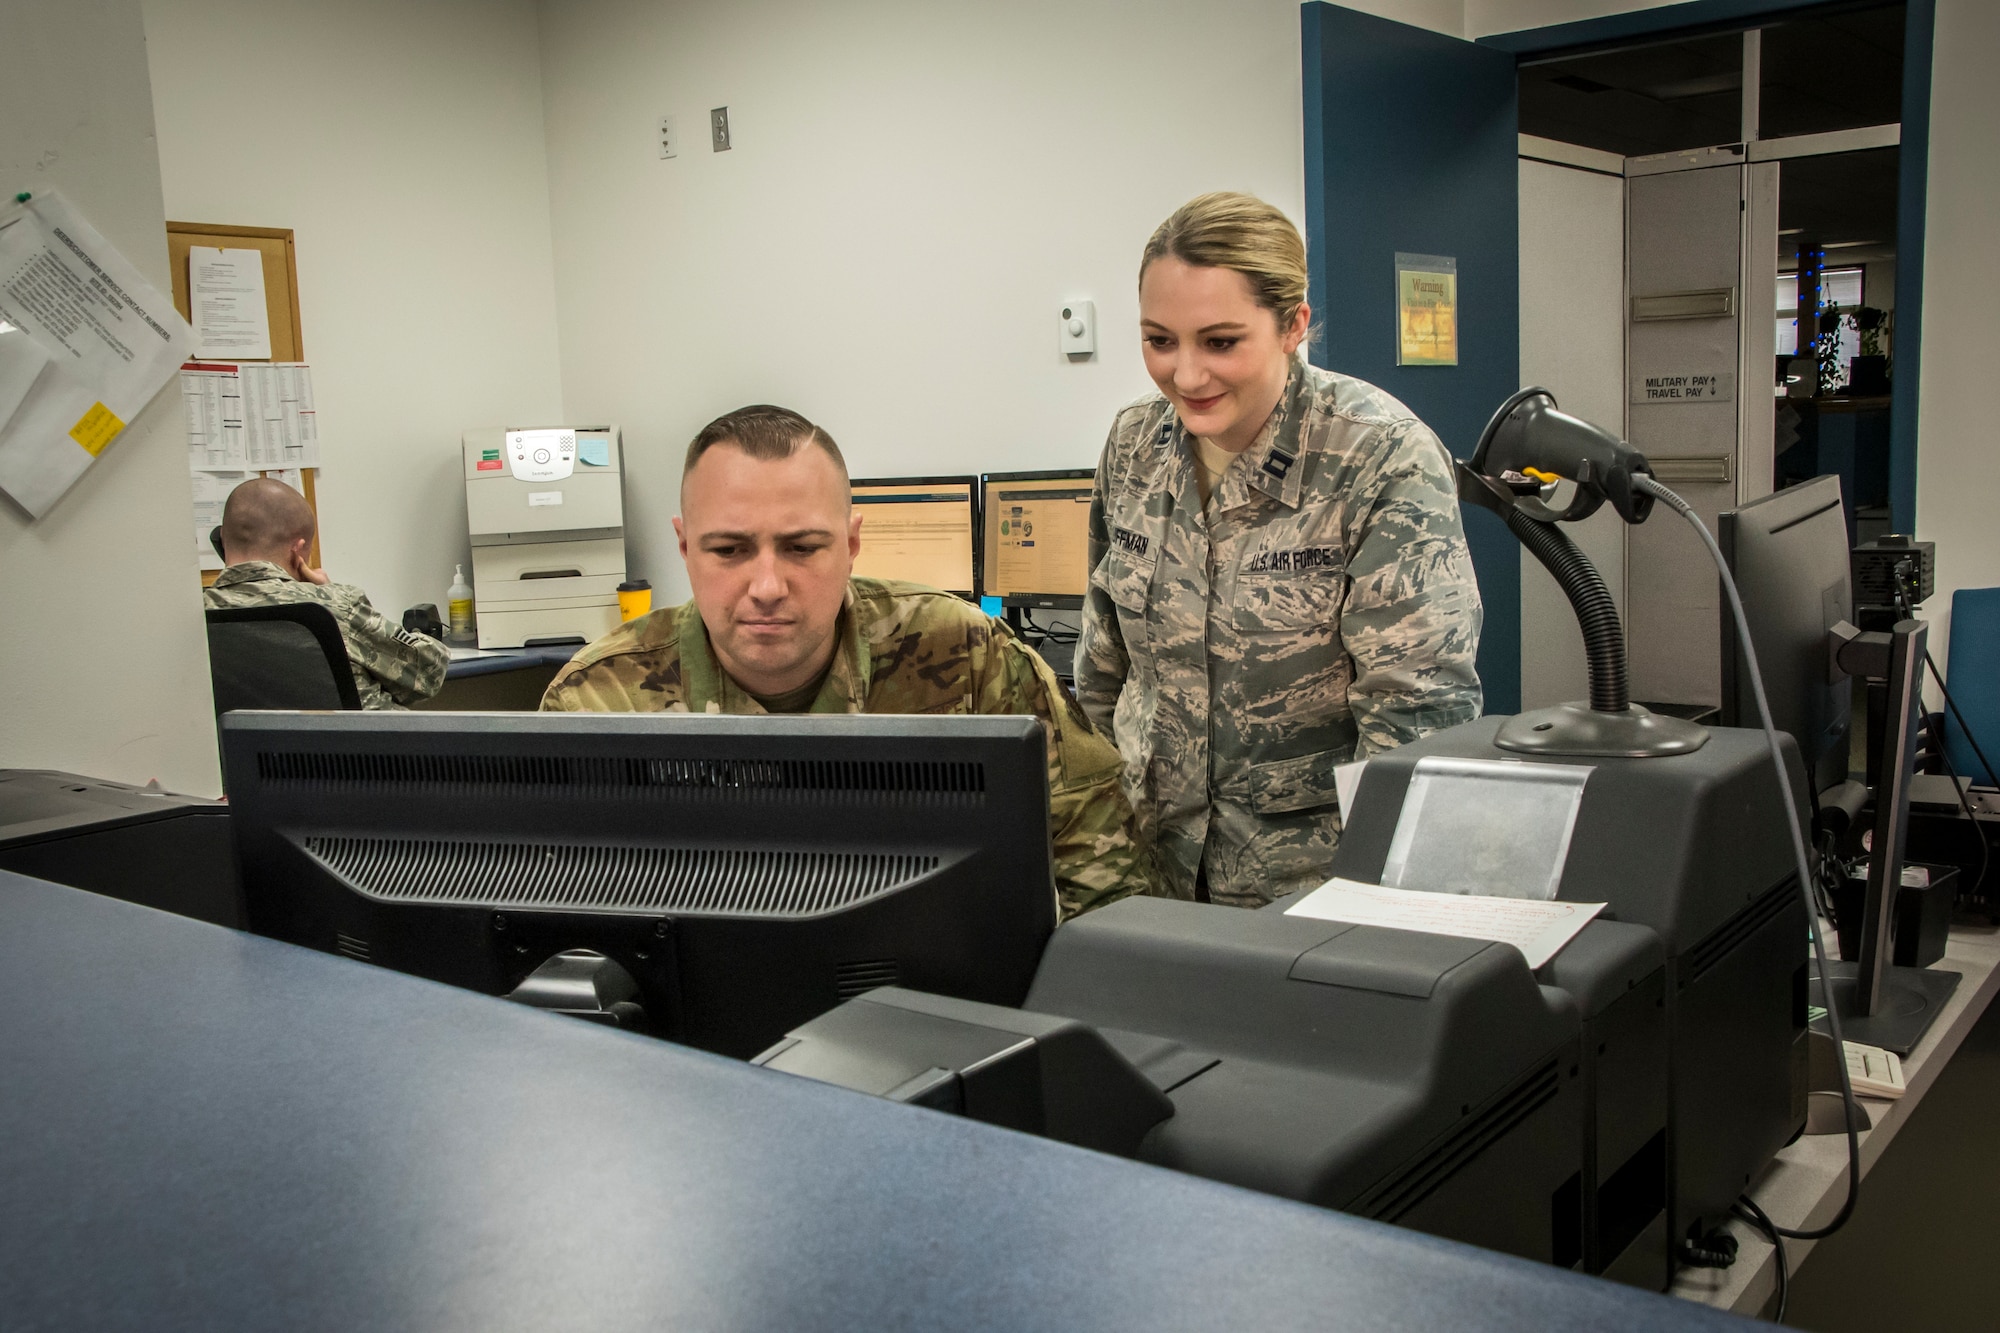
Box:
1302;3;1522;711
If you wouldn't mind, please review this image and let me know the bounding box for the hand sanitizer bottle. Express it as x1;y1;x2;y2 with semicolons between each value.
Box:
448;564;476;641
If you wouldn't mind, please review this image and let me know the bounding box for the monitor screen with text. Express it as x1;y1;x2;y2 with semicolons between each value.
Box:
980;470;1095;607
850;477;978;596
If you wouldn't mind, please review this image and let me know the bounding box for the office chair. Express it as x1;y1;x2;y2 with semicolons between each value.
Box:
1943;587;2000;787
205;604;362;715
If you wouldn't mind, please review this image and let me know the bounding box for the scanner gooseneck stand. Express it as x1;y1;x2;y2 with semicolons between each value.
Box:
1458;387;1707;759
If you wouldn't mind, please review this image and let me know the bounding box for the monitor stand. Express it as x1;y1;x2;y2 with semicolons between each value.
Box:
1822;617;1956;1057
1811;962;1961;1056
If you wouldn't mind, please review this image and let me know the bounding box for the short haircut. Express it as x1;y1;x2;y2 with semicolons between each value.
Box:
220;476;316;559
683;404;847;481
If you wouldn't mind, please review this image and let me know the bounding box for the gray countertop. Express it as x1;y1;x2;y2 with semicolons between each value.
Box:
0;872;1753;1331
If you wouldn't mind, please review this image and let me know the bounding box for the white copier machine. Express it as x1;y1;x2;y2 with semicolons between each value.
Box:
462;425;627;648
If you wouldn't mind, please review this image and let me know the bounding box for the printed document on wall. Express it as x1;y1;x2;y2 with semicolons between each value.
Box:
189;247;272;359
181;362;247;468
0;189;195;517
191;468;253;571
239;362;318;468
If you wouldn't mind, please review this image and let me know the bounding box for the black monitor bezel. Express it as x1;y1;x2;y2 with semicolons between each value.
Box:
220;710;1059;1060
979;468;1096;610
849;473;982;600
1718;473;1853;797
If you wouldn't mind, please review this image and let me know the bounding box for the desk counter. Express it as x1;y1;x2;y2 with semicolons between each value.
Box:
0;873;1750;1332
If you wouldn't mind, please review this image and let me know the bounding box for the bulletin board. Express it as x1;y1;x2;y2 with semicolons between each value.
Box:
166;221;320;584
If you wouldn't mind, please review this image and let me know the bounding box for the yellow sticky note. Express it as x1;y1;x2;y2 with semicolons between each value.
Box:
69;402;126;456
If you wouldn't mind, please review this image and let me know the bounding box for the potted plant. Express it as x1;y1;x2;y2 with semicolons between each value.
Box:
1814;301;1849;396
1849;306;1890;395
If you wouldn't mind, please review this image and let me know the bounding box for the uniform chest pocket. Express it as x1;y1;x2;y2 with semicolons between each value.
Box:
1091;548;1156;616
1233;567;1347;634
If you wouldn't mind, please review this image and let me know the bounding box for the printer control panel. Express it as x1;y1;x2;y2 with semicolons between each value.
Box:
508;428;577;482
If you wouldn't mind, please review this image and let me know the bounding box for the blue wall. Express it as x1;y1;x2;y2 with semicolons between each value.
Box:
1302;3;1523;713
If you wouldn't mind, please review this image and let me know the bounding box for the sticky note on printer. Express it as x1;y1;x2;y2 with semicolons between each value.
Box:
578;437;610;467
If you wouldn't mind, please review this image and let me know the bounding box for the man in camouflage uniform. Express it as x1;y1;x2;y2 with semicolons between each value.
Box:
542;404;1158;921
1075;360;1482;908
204;477;449;710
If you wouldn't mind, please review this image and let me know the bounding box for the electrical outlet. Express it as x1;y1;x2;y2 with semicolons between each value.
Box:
657;115;678;160
710;106;731;152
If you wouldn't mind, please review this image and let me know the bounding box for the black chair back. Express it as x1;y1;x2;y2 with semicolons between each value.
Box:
205;604;362;714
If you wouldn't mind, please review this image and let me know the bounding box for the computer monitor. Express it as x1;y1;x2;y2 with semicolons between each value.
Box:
221;711;1058;1059
1719;474;1854;797
980;469;1095;609
850;475;979;598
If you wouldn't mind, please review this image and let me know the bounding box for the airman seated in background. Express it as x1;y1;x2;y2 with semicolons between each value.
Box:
541;404;1161;921
204;477;449;710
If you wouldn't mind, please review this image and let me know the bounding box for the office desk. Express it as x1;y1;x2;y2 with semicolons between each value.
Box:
1673;924;2000;1316
0;873;1751;1333
415;644;580;712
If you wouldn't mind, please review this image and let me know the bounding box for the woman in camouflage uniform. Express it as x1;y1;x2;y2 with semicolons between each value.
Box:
1074;192;1484;908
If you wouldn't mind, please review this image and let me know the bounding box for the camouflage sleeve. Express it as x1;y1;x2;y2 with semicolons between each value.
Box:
1341;424;1484;759
1071;429;1127;740
341;589;449;705
540;662;609;711
983;623;1161;921
538;657;670;712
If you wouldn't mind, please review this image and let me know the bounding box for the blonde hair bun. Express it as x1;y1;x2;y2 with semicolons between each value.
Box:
1141;192;1308;330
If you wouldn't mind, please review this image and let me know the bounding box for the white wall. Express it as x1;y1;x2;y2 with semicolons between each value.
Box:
1916;0;2000;682
141;0;567;619
1517;156;1628;710
536;0;1310;602
0;0;222;795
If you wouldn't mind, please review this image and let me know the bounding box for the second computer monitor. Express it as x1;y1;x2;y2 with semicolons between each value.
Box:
1719;473;1854;797
849;476;980;597
981;469;1095;609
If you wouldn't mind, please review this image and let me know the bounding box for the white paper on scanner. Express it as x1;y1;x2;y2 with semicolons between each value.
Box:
1285;877;1605;970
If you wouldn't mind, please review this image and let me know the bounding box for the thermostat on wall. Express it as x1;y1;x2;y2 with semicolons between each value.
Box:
1060;300;1096;357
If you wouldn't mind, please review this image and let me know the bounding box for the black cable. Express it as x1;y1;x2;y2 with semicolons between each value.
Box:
1636;475;1862;1240
1020;609;1080;645
1732;1196;1789;1324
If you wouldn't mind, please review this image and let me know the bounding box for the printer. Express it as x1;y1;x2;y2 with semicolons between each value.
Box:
463;425;627;649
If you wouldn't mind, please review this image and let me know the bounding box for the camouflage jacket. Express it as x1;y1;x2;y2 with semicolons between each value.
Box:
1074;360;1482;908
541;577;1160;921
204;561;450;710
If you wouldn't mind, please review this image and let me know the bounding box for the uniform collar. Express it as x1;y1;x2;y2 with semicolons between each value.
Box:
211;560;295;587
676;584;871;714
1175;359;1310;513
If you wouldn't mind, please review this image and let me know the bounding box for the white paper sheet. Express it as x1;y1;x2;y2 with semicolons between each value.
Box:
1334;759;1367;819
1284;877;1605;971
181;362;249;468
190;246;272;359
237;362;319;468
191;468;255;570
0;320;52;434
0;190;195;516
